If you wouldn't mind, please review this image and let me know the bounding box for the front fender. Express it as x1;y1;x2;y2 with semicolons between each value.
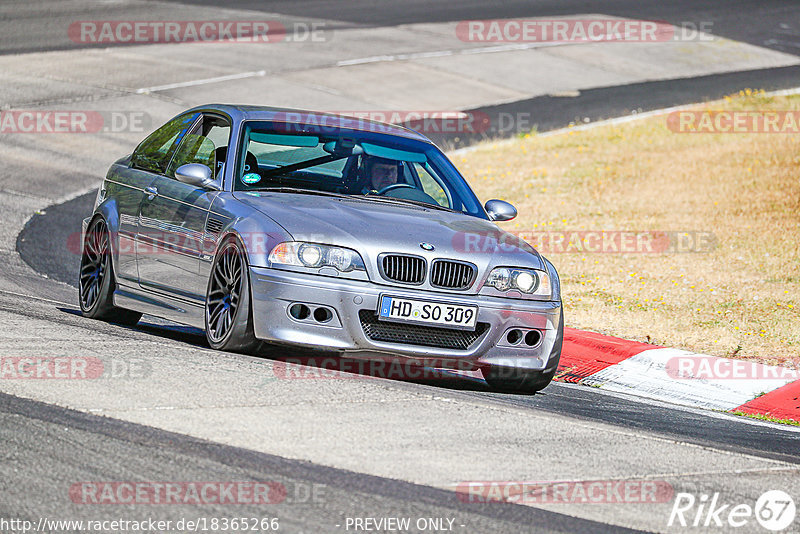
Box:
205;195;291;273
542;256;561;303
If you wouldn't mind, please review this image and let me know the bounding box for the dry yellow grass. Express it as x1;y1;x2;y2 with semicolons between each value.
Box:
457;90;800;367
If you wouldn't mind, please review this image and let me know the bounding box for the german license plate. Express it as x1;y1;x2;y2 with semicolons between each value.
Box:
378;295;477;330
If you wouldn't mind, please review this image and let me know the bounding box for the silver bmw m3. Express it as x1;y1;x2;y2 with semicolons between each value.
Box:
80;104;563;393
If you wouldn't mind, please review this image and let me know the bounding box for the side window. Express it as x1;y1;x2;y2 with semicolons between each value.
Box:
167;115;230;179
206;120;231;178
168;135;216;176
414;163;450;208
131;113;199;173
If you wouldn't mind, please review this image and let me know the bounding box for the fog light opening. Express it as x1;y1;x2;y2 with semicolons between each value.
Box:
313;307;333;323
289;303;311;320
506;329;523;345
525;330;542;347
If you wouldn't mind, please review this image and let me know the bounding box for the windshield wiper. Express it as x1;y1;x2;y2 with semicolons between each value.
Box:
257;187;351;199
359;194;457;213
256;187;458;213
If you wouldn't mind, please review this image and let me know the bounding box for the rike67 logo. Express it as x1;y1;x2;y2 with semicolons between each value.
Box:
669;490;796;531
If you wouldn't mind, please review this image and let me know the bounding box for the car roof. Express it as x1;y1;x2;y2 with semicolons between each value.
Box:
187;104;434;143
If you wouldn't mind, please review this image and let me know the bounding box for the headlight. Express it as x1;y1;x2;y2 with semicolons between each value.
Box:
298;244;322;267
268;242;366;274
484;267;551;298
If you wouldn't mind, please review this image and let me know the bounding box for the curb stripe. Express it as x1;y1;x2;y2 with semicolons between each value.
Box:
734;381;800;422
556;328;654;382
559;328;799;423
583;348;793;411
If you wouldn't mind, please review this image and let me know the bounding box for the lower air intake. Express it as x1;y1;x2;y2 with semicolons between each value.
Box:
359;310;489;350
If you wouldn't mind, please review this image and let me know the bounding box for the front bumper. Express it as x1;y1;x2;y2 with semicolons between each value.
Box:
249;267;562;372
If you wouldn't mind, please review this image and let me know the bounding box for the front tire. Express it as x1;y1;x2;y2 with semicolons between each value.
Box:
483;366;556;394
205;236;261;353
78;217;141;325
484;308;564;394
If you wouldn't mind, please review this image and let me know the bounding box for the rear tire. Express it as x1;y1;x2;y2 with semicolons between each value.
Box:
79;217;142;325
205;236;261;353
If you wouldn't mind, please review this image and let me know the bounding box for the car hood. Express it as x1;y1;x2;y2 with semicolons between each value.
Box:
233;192;544;282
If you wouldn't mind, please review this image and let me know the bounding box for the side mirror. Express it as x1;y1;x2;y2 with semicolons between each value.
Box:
175;163;218;190
485;199;517;222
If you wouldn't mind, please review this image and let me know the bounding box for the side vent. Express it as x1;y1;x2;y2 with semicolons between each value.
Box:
206;217;224;235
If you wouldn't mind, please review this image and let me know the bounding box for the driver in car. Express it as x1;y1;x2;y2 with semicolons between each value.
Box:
360;156;400;194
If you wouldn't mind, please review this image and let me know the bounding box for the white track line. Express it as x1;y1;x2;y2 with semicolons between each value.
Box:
0;288;72;308
335;27;687;67
336;42;565;66
136;70;266;94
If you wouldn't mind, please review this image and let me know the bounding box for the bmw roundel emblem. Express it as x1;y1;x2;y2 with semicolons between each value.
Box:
419;242;435;251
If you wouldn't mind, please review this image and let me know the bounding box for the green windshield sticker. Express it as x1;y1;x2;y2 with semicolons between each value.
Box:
361;142;427;163
242;173;262;184
249;132;319;147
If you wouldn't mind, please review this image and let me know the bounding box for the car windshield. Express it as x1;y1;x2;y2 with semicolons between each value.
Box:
234;120;486;218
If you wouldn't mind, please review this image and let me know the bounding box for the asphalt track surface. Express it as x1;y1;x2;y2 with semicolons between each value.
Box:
5;1;800;533
433;64;800;149
6;1;800;151
3;0;800;55
15;187;800;462
2;392;639;534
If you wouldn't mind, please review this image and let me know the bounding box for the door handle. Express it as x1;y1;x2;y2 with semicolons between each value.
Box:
144;186;158;200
